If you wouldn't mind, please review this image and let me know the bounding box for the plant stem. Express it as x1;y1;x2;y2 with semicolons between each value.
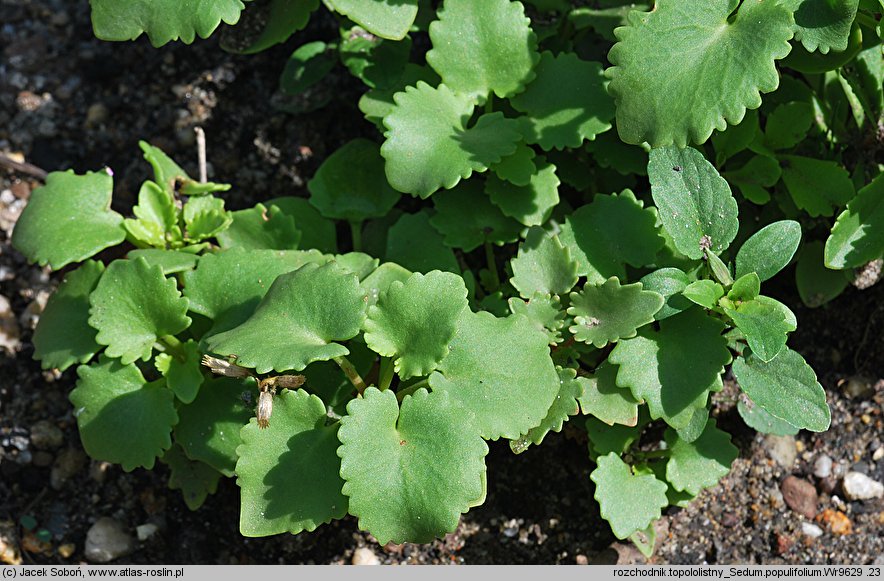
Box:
158;335;187;361
194;127;207;184
396;379;428;402
378;357;395;391
350;221;363;252
484;240;501;291
334;356;367;395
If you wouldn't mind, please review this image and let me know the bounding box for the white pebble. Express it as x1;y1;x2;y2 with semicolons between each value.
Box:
813;455;833;479
351;547;380;566
85;518;133;563
842;472;884;501
801;522;823;539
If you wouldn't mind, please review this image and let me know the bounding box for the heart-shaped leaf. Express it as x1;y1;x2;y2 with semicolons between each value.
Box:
32;261;104;371
510;51;614;150
71;356;177;471
426;0;539;99
577;362;639;427
609;308;730;429
591;452;668;539
732;348;831;432
89;258;191;365
510;227;579;299
338;388;487;544
216;204;302;250
784;0;860;54
648;146;739;259
429;180;522;251
308;139;401;222
780;155;855;217
825;172;884;269
12;170;125;270
606;0;794;147
429;311;560;440
664;419;738;495
735;220;802;281
155;340;204;404
163;445;221;511
567;277;663;348
510;367;584;453
327;0;418;40
206;261;366;373
91;0;247;45
237;389;348;536
364;271;469;379
381;82;521;198
486;157;560;227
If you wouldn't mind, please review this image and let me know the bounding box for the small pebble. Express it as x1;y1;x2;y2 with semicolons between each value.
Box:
842;471;884;500
136;524;158;541
85;518;133;563
351;547;380;566
575;554;588;565
57;543;75;559
816;509;853;535
30;420;64;450
781;476;818;518
872;447;884;462
0;520;22;565
765;435;797;469
502;518;519;538
0;294;21;354
801;522;823;539
51;448;86;490
843;376;874;398
813;455;833;479
85;103;109;127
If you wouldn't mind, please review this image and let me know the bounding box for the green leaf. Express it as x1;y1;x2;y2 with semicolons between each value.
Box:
510;227;579;299
71;356;177;471
586;413;647;458
510;367;584;453
785;0;860;54
682;280;724;309
491;142;537;186
609;309;730;429
183;196;232;243
509;51;614;150
327;0;418;40
736;220;802;282
163;446;220;511
364;271;468;379
674;405;709;444
216;204;302;250
381;82;521;198
567;278;663;348
737;395;800;436
280;39;336;98
558;190;663;283
429;311;559;440
507;293;566;345
308;139;401;222
585;130;650;177
725;154;781;205
606;0;794;147
648;146;739;259
340;29;413;90
578;362;639;427
32;261;104;371
732;348;831;432
385;211;460;274
127;249;198;275
780;155;855;217
264;197;338;254
728;273;761;302
88;258;191;365
336;250;379;279
12;170;125;270
237;390;348;536
207;262;365;373
155;340;204;404
338;388;487;544
123;181;178;248
360;262;412;307
359;64;441;127
591;453;668;539
712;109;759;165
639;268;693;321
429;180;522;251
234;0;319;54
175;377;256;476
90;0;247;46
764;101;815;150
706;251;734;287
825;172;884;268
426;0;539;99
486;157;560;227
665;419;738;495
797;241;852;307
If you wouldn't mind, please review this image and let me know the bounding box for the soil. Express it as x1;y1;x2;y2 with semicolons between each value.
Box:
1;0;883;566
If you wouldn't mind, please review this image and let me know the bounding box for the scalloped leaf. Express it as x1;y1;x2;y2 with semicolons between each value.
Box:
88;258;191;365
491;142;537;186
736;220;802;281
32;261;104;371
825;172;884;269
12;170;125;270
216;204;302;250
606;0;794;147
429;180;522;251
155;340;204;404
175;377;255;476
665;419;738;495
578;362;639;427
327;0;418;40
558;190;663;283
609;309;730;429
381;82;521;198
237;390;347;536
737;395;800;436
71;356;177;471
429;311;560;440
90;0;247;46
123;181;178;248
338;388;487;544
639;268;693;321
732;348;831;432
486;157;560;227
785;0;860;54
510;367;584;453
426;0;539;99
781;155;855;217
591;452;668;540
510;51;614;150
568;278;663;348
507;293;566;345
364;271;468;379
308;139;401;222
163;445;221;511
335;252;379;280
206;262;366;373
127;249;198;275
183;195;232;243
510;227;579;299
648;146;739;259
385;211;460;274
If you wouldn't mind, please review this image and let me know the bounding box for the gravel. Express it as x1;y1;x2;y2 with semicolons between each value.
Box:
85;518;133;563
841;472;884;501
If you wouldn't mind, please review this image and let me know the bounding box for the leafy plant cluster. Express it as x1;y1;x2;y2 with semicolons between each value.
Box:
13;0;884;555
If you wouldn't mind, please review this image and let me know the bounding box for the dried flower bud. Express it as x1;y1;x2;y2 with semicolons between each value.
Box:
261;375;306;390
257;390;273;430
201;355;252;379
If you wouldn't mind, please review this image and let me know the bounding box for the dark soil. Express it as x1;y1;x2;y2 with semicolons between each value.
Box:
1;0;882;566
